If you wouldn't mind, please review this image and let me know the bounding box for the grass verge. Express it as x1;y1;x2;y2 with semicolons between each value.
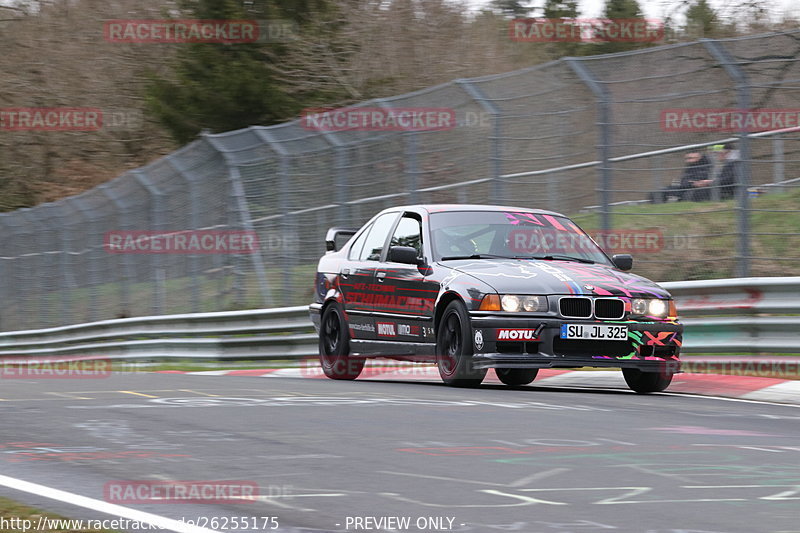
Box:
0;496;113;533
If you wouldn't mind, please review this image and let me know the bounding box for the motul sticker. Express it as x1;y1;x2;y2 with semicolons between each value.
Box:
376;322;397;337
496;329;540;341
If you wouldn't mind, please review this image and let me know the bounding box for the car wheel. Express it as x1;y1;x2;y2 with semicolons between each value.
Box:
496;368;538;386
622;368;672;393
436;300;487;387
319;302;364;380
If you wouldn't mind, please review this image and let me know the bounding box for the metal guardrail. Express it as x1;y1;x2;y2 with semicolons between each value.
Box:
0;307;316;361
0;277;796;361
663;277;800;353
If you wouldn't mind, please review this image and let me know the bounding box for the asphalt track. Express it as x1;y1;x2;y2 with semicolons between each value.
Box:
1;371;799;533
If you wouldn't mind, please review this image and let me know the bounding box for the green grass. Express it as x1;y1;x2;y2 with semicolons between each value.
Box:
572;188;800;281
0;497;114;533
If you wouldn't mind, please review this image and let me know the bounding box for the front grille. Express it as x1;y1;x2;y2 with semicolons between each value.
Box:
553;338;633;358
594;298;625;319
559;297;592;318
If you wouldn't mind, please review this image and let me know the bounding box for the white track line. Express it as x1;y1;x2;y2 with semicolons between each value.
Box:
0;474;220;533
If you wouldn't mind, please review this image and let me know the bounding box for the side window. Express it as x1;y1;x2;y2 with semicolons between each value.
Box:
359;213;398;261
389;216;422;257
347;224;371;261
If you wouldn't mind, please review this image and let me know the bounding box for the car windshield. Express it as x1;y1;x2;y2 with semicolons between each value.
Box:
430;210;612;266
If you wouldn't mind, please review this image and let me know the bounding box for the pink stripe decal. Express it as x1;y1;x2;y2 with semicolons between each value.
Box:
543;215;566;231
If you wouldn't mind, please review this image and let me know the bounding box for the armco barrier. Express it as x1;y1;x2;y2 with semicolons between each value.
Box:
0;307;316;361
662;277;800;354
0;277;796;361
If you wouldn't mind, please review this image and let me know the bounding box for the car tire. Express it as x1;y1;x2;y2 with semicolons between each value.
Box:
622;368;672;393
319;302;364;380
496;368;538;386
436;300;487;387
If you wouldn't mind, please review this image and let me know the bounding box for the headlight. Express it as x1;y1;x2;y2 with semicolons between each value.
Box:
648;299;667;317
501;294;521;312
631;298;648;315
500;294;547;313
631;298;669;318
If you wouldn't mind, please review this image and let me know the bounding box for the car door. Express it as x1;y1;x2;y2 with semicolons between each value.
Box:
374;212;437;344
338;212;399;340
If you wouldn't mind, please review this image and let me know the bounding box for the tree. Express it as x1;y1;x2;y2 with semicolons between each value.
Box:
540;0;581;58
543;0;579;19
491;0;535;17
603;0;644;19
684;0;719;38
145;0;329;144
588;0;648;54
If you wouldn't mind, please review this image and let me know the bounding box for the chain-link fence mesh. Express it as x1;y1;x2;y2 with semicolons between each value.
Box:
1;31;798;331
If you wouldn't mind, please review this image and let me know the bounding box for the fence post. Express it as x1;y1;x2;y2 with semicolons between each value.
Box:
204;134;274;308
456;79;503;204
566;58;613;234
132;169;166;315
375;99;419;204
23;209;57;327
773;133;784;192
651;154;663;201
248;130;292;307
702;39;752;278
99;184;133;317
0;215;7;330
66;197;102;322
166;155;203;313
49;203;76;326
315;129;350;224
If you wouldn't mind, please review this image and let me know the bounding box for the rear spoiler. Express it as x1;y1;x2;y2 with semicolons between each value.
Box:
325;227;359;252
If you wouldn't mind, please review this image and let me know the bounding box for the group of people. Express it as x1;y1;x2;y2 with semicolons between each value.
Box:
650;143;741;203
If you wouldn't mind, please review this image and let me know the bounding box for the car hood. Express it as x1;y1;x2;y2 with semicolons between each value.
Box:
443;259;670;299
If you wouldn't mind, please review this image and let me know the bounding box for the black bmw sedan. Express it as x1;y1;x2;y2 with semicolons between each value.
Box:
309;205;682;393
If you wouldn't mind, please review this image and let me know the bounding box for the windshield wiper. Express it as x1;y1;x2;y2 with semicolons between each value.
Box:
440;253;517;261
527;254;595;264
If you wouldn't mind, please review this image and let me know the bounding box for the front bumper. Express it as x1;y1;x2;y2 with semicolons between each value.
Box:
469;315;682;373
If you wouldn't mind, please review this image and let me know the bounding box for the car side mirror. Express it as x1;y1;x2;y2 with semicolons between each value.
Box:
388;245;420;265
612;254;633;271
325;227;358;252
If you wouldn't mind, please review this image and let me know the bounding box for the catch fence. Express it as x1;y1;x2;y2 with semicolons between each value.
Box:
1;31;799;331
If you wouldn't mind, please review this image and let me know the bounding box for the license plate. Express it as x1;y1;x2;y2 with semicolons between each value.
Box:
560;324;628;340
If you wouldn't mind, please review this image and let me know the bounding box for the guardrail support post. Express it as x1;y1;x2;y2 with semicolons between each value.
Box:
702;39;752;278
